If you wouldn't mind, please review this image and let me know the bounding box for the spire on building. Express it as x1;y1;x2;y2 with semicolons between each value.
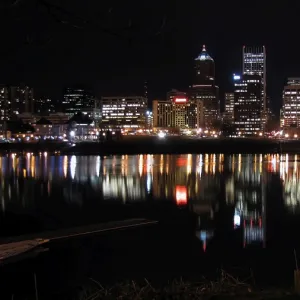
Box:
195;45;213;61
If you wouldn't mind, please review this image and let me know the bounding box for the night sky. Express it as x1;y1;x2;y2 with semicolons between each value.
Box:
0;0;300;114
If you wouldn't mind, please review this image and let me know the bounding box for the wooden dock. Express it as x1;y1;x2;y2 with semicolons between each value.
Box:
0;218;158;264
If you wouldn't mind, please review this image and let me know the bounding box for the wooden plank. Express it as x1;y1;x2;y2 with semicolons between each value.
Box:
0;218;158;263
0;239;49;262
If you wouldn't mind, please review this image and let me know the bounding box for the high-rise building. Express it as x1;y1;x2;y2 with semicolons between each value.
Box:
0;84;34;120
282;78;300;129
152;97;203;130
223;92;235;123
189;45;220;129
234;74;263;136
242;46;266;111
101;96;147;129
62;86;95;116
153;100;173;128
194;45;215;85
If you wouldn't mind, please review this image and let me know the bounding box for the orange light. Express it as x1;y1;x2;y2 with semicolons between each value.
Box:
176;157;187;167
175;186;187;205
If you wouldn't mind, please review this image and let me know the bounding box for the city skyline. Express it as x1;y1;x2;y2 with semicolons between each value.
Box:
1;1;300;116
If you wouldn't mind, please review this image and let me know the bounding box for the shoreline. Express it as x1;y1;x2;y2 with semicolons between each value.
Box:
1;136;300;156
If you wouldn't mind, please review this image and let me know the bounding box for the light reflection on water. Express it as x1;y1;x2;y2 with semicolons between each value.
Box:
0;153;299;245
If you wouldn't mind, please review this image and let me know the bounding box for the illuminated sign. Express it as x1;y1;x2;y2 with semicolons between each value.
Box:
233;74;241;80
174;98;187;103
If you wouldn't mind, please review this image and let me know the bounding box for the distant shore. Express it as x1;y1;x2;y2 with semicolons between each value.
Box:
1;136;300;155
59;136;300;155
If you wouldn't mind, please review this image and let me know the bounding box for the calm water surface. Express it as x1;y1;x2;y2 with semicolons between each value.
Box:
0;153;300;298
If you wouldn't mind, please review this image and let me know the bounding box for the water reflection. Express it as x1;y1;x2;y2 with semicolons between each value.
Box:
0;153;299;246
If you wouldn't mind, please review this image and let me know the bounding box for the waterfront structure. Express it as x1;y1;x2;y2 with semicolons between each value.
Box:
233;74;263;136
189;45;220;129
242;46;266;122
62;86;95;116
33;117;53;136
282;78;300;131
223;92;235;123
0;84;34;120
101;96;147;129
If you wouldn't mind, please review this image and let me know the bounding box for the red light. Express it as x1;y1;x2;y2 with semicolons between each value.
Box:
174;98;187;103
175;186;187;205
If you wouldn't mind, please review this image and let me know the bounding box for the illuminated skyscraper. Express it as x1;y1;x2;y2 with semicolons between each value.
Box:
223;92;235;123
194;45;215;85
62;86;95;116
0;84;34;119
242;46;266;112
234;74;263;136
282;78;300;129
190;45;220;129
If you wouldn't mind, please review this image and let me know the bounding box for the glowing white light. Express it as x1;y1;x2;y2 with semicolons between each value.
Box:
70;131;75;137
70;155;76;179
234;214;241;227
158;132;166;138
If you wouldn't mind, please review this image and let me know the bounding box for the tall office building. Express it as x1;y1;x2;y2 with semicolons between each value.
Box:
282;78;300;129
189;45;220;129
242;46;266;112
194;45;215;85
62;86;95;116
223;92;235;123
234;74;263;136
0;84;34;119
101;96;147;129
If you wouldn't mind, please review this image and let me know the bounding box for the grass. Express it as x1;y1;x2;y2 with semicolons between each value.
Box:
77;270;297;300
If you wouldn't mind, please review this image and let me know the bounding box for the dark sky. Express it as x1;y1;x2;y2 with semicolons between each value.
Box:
0;0;300;114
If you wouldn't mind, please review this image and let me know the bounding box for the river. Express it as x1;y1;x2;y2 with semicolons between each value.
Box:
0;153;299;298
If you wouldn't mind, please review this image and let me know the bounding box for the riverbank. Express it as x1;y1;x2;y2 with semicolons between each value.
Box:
62;136;299;155
1;136;300;155
79;274;298;300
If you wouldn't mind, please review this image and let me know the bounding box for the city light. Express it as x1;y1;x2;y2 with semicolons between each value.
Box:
70;131;75;137
174;98;187;103
233;74;241;80
175;186;187;205
158;131;166;138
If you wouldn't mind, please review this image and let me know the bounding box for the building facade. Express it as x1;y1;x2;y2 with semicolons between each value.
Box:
234;74;263;136
223;92;235;123
152;97;203;130
189;45;220;129
101;96;147;129
62;86;95;116
282;78;300;129
153;100;173;128
243;46;266;112
0;85;34;120
35;97;56;115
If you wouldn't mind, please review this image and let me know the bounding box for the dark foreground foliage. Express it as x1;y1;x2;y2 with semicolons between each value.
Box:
77;271;298;300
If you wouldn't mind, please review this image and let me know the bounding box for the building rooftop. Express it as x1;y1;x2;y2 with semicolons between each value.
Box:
36;117;52;125
195;45;214;61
